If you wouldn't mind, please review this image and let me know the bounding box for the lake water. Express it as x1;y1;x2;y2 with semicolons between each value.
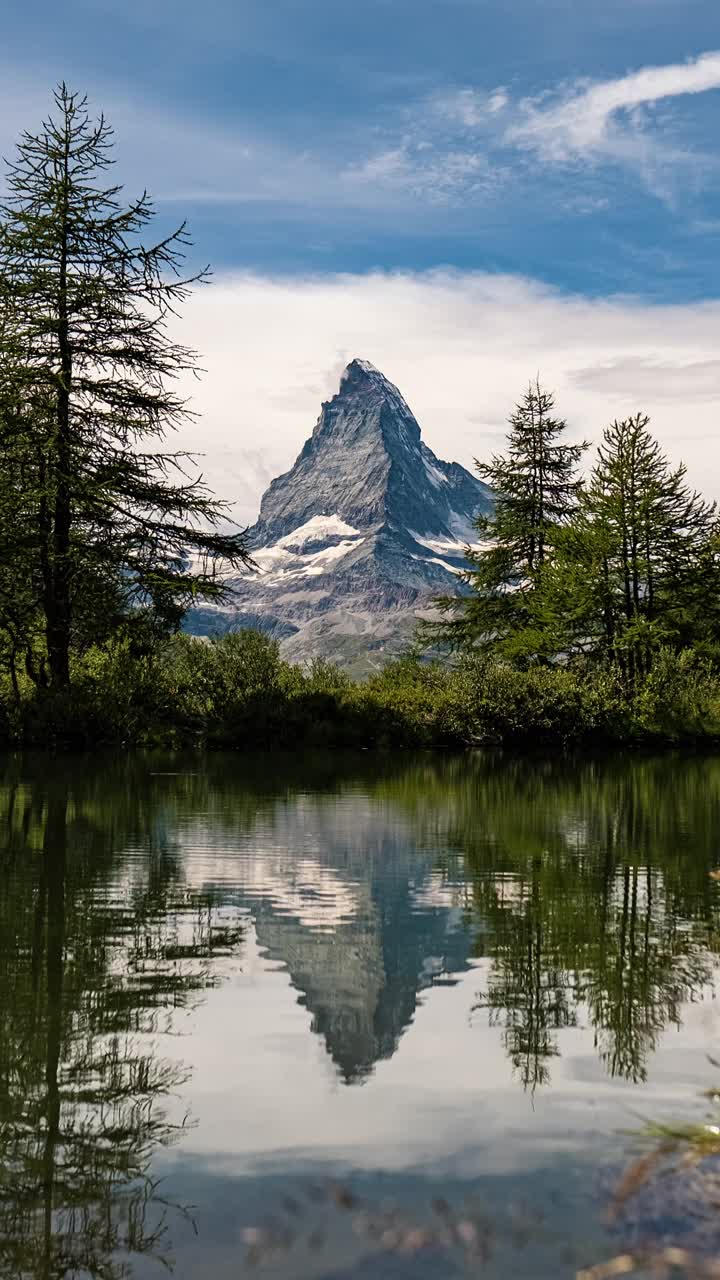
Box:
2;750;720;1280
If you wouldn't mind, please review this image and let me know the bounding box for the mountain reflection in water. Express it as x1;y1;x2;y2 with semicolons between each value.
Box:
1;750;720;1279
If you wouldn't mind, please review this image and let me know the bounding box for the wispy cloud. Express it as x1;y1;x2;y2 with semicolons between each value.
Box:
343;143;500;204
570;355;720;402
432;87;510;127
342;87;513;204
0;65;514;217
501;51;720;202
510;52;720;163
0;69;407;213
0;46;718;262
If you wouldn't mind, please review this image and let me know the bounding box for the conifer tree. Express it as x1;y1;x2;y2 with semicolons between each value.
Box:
430;379;586;659
539;414;720;674
0;86;251;688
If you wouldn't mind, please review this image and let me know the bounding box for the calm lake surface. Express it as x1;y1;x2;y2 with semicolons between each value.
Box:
2;750;720;1279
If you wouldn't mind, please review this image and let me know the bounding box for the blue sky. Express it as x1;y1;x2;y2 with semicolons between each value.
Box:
3;0;720;516
3;0;720;299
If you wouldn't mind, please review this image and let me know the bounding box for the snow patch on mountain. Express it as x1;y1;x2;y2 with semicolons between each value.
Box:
275;514;362;549
411;553;462;573
253;521;367;584
410;532;470;556
422;455;449;489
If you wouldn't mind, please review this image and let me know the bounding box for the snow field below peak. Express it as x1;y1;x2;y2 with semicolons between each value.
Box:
275;514;362;549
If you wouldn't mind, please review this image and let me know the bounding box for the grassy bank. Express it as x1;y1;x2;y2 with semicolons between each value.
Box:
3;631;720;751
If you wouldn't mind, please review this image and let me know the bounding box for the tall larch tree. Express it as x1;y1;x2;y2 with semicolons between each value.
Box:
0;85;251;688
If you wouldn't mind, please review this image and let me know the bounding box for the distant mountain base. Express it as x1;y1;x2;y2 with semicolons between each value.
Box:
185;602;438;678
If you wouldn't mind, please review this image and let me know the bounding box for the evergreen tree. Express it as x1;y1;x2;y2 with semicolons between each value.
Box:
540;415;720;675
0;86;251;688
429;379;586;659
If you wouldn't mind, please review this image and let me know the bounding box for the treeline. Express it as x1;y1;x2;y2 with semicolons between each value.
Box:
428;381;720;676
2;629;719;749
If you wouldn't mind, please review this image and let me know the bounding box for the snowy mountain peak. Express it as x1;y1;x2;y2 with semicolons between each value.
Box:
328;358;419;445
188;363;494;672
338;357;407;402
343;357;382;379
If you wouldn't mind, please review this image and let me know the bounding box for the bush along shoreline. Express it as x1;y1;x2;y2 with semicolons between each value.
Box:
4;630;720;752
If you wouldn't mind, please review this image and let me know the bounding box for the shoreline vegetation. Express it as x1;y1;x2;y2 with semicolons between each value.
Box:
3;630;720;751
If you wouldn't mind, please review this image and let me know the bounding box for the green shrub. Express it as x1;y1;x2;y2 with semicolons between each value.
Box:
632;649;720;741
360;658;455;746
3;631;720;751
444;657;629;745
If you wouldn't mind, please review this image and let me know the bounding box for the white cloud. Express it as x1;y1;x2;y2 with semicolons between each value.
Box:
432;87;510;127
570;356;720;401
343;137;499;205
343;85;516;204
509;50;720;171
3;51;718;215
170;270;720;524
345;148;409;184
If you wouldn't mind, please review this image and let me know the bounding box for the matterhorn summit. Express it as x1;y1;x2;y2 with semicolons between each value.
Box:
188;360;493;672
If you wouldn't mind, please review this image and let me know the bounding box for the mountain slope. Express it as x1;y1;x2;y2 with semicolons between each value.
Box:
187;359;492;672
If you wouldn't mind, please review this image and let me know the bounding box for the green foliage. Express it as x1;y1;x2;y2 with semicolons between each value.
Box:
1;632;719;751
632;648;720;740
445;655;629;744
361;657;457;746
433;401;720;678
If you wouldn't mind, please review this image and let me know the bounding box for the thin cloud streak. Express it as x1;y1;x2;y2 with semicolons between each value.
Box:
511;50;720;161
0;67;401;213
569;355;720;401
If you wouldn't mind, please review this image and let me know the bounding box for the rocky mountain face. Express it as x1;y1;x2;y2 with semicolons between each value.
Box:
187;359;493;672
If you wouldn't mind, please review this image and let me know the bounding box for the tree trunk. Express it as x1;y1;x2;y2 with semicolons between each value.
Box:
47;133;73;689
8;649;19;704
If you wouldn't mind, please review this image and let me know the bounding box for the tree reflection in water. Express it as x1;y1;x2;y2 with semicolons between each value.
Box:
0;764;243;1278
377;752;720;1091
